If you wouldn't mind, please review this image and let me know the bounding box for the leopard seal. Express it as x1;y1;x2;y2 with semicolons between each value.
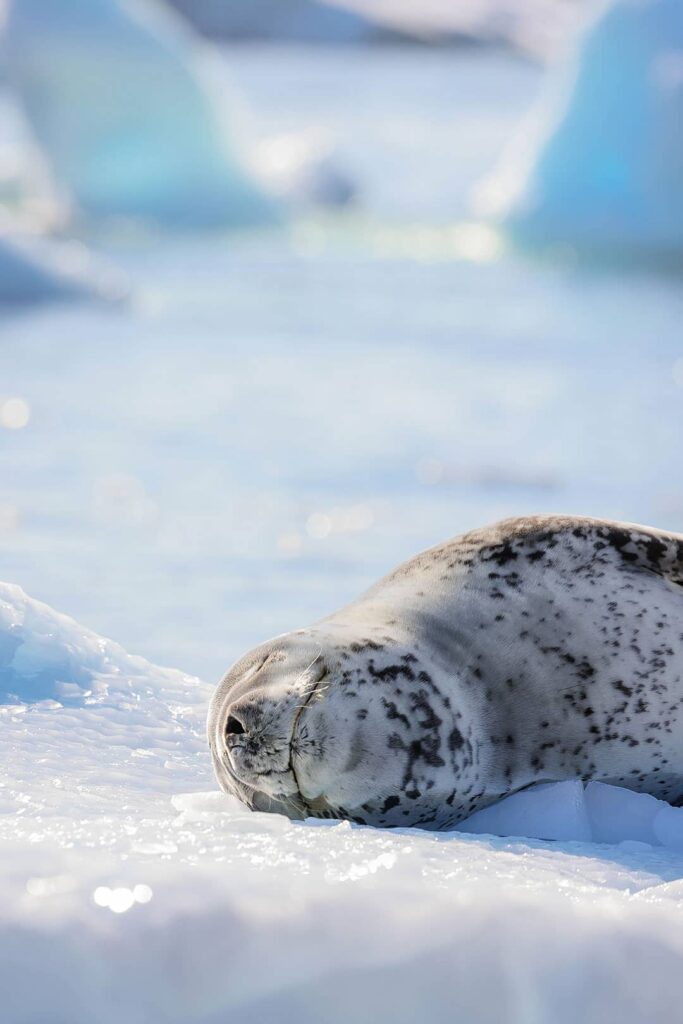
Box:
208;515;683;829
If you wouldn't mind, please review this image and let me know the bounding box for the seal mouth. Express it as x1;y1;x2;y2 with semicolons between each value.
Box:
218;747;307;817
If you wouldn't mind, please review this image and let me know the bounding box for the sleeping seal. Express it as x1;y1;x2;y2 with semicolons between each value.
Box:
208;515;683;829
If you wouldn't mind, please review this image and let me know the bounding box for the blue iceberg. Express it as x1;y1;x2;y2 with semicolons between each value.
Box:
486;0;683;261
2;0;278;228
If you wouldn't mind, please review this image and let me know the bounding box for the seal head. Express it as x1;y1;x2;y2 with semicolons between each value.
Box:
208;621;483;827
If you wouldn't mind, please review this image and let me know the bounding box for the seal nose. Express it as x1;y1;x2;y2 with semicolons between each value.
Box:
224;711;249;749
225;713;246;738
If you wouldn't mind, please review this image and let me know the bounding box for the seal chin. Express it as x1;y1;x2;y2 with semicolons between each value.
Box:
212;743;308;818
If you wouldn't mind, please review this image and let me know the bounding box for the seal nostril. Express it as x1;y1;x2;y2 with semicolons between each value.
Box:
226;714;246;737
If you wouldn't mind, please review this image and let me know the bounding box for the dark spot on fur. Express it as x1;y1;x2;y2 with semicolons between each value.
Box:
381;795;400;813
448;727;464;751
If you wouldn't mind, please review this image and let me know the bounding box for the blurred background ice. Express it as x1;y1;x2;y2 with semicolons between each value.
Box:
1;3;683;1018
483;0;683;261
1;0;681;683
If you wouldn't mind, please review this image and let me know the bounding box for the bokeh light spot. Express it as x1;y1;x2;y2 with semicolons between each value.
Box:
0;397;31;430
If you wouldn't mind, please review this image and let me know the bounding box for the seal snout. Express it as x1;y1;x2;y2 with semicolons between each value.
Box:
208;634;330;810
220;688;294;788
224;713;246;738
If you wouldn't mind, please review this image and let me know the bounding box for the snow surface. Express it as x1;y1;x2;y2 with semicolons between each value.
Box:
4;583;683;1023
1;0;277;228
481;0;683;260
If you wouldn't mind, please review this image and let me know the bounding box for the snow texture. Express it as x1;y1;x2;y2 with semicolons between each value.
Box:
483;0;683;260
1;0;277;228
4;582;683;1024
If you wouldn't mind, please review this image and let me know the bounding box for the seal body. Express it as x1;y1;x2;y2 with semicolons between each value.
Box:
208;516;683;829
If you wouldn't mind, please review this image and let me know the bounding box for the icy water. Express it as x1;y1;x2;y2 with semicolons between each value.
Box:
3;46;683;1024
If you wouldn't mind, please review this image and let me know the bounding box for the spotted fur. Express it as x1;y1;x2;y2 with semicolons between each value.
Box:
208;515;683;829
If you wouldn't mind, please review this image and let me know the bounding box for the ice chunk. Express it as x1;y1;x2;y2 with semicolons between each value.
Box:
481;0;683;260
2;0;277;228
461;780;683;851
654;804;683;852
585;781;660;846
171;790;248;819
459;779;592;842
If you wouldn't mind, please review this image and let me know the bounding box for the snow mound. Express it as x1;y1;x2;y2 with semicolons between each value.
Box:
0;581;183;705
1;0;277;229
481;0;683;261
0;229;126;305
4;582;683;1023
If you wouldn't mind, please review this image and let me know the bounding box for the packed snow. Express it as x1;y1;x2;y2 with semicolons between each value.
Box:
1;0;277;228
481;0;683;260
3;583;683;1023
